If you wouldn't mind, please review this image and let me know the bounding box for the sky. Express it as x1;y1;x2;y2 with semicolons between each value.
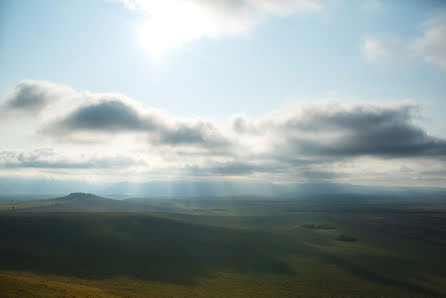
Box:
0;0;445;189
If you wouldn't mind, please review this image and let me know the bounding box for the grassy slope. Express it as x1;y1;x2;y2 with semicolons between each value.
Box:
0;213;297;283
1;197;446;297
0;271;117;297
0;269;429;298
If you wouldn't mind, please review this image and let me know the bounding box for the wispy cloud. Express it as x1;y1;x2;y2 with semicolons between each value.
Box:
412;11;446;70
362;10;446;71
361;37;396;63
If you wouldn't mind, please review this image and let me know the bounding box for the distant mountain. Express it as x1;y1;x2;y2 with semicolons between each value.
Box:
1;177;445;200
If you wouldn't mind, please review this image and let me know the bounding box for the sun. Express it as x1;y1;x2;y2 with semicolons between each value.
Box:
138;1;213;58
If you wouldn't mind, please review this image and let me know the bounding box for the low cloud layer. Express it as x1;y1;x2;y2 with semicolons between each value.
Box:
0;149;142;170
1;80;445;186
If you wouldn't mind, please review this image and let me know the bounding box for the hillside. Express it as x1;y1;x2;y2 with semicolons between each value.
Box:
1;197;446;296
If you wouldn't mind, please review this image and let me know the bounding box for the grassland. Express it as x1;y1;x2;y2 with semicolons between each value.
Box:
1;194;445;297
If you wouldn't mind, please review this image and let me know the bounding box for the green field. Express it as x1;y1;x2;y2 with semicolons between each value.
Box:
1;194;446;297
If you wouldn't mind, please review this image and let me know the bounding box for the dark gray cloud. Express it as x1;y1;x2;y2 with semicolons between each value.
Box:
160;124;212;144
325;126;445;157
232;103;446;159
292;120;446;158
285;105;413;131
265;104;446;158
1;80;73;113
49;100;156;132
43;97;229;149
156;122;229;148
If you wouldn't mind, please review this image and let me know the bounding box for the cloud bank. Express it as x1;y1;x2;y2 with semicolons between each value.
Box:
1;80;445;186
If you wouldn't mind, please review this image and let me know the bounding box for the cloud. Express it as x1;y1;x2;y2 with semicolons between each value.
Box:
361;37;395;63
48;99;156;132
0;149;142;169
362;10;446;71
44;103;228;149
1;80;75;113
120;0;323;56
300;170;345;180
156;121;229;148
231;114;260;134
4;81;445;160
11;84;230;149
187;161;282;176
412;12;446;70
1;80;445;186
0;80;228;150
236;102;446;158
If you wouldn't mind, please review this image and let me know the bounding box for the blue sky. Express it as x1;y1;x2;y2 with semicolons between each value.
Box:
0;0;445;188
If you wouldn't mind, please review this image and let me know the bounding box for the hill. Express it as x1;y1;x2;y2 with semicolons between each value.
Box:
23;193;147;213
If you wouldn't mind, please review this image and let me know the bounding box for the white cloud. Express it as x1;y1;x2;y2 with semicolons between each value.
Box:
412;12;446;70
120;0;323;56
361;37;394;62
362;10;446;71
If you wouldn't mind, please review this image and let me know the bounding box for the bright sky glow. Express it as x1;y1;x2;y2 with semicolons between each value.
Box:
138;1;214;57
127;0;322;57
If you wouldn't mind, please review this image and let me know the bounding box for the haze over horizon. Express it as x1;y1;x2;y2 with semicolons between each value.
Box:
1;0;446;191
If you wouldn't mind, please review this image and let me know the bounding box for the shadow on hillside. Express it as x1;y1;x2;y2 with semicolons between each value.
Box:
0;213;296;284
